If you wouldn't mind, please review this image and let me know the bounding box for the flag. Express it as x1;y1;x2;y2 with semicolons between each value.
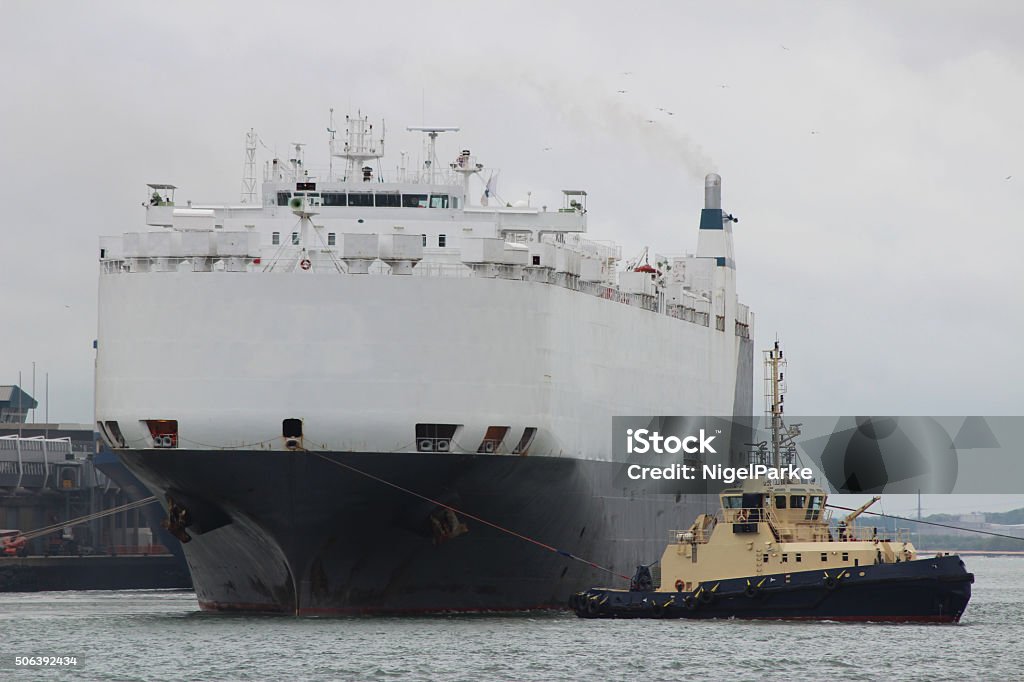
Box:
481;173;497;206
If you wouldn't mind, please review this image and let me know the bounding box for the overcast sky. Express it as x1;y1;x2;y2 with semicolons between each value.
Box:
1;2;1021;509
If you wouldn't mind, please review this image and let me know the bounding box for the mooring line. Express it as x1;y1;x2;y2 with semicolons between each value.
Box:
306;450;632;582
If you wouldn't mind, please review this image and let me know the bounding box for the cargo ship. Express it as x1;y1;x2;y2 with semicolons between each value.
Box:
95;113;754;613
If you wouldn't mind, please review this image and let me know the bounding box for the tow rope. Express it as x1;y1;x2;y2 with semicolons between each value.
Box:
307;451;632;582
827;504;1024;543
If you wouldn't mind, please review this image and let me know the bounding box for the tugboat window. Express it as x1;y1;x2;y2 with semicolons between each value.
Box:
790;495;807;509
795;553;802;563
722;496;743;508
806;495;824;521
775;495;787;509
781;554;788;563
282;419;303;438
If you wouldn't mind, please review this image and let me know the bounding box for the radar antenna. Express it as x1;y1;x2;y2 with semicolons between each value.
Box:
407;126;459;185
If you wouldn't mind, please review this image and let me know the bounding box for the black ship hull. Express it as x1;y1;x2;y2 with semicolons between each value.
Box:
119;449;703;614
570;555;974;622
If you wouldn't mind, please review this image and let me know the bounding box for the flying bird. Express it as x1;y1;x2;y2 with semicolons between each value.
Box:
810;130;820;135
621;71;633;76
646;119;656;124
542;147;552;152
1006;175;1013;181
617;89;628;94
780;44;790;51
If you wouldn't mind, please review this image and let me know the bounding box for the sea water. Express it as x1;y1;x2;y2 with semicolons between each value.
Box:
1;556;1021;681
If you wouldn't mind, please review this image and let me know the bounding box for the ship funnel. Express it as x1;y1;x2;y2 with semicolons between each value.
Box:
704;173;722;209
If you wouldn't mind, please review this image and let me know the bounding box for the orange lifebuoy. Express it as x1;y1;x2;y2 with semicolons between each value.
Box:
300;258;312;271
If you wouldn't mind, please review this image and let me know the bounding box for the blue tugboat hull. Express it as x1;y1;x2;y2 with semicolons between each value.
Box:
570;554;973;622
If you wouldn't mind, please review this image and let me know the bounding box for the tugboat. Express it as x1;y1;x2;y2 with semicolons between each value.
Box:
570;343;974;622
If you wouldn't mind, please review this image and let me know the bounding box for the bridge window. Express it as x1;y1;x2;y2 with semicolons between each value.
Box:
429;194;449;209
348;193;373;207
438;234;447;247
403;194;428;208
322;192;346;207
375;193;400;207
790;495;807;509
272;232;280;245
277;192;290;206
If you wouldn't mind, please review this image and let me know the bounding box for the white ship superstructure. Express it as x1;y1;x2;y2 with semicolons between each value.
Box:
95;113;752;460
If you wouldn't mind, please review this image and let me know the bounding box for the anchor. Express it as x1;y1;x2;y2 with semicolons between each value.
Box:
160;494;193;543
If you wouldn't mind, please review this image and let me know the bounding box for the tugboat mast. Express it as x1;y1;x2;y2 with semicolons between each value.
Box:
764;340;786;468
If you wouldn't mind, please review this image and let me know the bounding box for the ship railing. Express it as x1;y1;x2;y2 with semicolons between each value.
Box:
836;523;913;544
410;262;475;278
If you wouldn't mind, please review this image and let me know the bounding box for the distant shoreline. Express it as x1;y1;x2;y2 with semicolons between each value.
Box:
920;550;1024;556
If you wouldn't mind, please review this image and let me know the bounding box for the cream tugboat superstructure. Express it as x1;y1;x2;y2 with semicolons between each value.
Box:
570;343;974;622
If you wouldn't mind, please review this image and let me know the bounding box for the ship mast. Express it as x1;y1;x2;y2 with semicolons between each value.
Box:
331;111;385;182
763;340;801;470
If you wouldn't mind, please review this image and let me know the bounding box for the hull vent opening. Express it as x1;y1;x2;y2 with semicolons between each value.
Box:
415;424;460;453
513;427;537;456
477;426;511;454
283;418;303;450
144;420;178;448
